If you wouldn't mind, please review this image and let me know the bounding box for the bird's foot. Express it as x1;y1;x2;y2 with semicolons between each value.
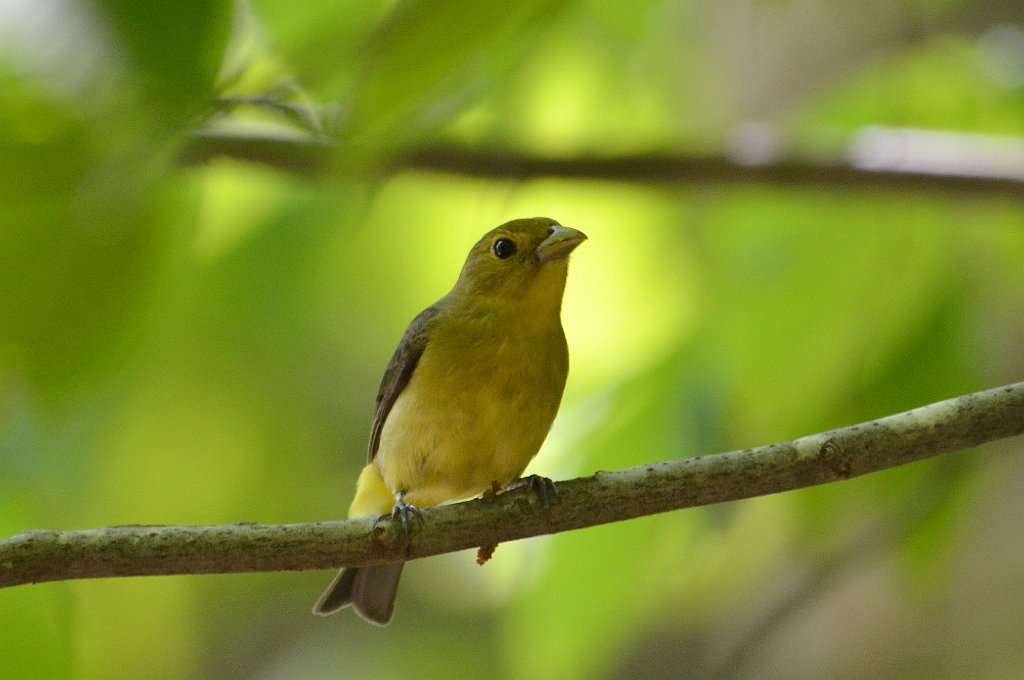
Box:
390;492;421;534
504;474;557;509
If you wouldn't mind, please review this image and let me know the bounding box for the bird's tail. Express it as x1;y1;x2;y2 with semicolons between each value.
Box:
312;562;405;624
314;463;404;623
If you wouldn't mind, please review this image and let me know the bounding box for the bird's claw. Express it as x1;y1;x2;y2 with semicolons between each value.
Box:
504;474;557;509
390;495;421;534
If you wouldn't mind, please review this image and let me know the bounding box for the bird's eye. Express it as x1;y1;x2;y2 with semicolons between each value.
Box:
492;238;517;259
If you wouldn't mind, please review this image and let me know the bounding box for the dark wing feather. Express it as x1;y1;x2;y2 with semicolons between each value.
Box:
367;305;441;462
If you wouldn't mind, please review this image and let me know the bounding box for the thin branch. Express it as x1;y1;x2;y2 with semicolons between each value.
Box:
180;129;1024;198
2;382;1022;588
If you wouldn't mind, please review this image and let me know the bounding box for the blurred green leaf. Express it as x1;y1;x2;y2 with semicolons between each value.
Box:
96;0;233;116
341;0;569;146
796;38;1024;135
0;69;169;398
248;0;386;94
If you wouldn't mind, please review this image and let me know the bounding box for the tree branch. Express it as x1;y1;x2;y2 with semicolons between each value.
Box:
2;382;1022;588
180;128;1024;198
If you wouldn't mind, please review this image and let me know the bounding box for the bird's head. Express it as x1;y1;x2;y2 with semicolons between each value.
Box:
451;217;587;310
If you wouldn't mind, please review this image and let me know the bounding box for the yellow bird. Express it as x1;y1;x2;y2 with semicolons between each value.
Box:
313;217;586;624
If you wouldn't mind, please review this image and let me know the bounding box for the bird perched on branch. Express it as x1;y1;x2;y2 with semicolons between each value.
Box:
313;216;586;624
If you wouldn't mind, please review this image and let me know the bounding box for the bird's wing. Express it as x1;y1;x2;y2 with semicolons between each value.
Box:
367;305;441;462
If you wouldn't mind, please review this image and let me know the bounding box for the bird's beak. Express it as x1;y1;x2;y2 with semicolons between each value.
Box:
536;226;587;263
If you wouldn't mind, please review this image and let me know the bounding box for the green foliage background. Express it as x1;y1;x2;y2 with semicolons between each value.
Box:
2;1;1023;678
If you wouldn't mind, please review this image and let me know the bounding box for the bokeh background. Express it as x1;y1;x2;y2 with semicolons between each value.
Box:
2;0;1024;678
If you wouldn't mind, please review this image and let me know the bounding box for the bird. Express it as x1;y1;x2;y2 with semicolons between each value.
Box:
312;216;586;624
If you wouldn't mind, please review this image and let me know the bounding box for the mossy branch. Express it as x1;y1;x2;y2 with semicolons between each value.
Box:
2;382;1023;589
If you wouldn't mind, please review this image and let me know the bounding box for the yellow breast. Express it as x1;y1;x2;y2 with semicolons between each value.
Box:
374;304;569;507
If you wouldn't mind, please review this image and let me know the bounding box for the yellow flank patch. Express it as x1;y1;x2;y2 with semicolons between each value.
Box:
348;463;394;518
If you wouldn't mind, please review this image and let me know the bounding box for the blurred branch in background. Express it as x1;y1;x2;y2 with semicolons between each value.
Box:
181;124;1024;198
2;382;1022;590
705;457;971;679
